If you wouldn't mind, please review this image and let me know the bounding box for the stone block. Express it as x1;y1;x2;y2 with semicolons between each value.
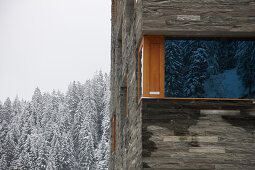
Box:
163;136;219;142
200;109;240;115
189;147;226;153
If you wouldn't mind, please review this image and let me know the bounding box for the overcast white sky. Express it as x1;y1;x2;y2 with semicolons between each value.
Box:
0;0;111;102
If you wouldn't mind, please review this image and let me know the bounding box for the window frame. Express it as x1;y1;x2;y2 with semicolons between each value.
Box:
138;38;144;103
112;0;117;24
138;35;255;101
111;115;116;155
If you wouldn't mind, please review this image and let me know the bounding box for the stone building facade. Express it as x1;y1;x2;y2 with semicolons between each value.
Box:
110;0;255;169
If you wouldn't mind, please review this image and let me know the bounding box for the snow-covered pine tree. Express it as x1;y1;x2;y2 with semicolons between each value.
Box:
12;102;35;169
47;126;62;170
165;40;186;97
95;129;109;170
200;40;219;75
78;107;95;170
11;96;22;143
0;71;111;169
83;79;98;148
31;87;44;128
91;71;108;144
0;100;3;164
0;154;8;170
185;43;208;97
66;81;82;123
0;101;3;122
95;73;110;169
59;131;76;170
216;39;238;72
95;111;110;169
237;41;255;97
3;123;16;168
2;97;12;123
0;98;13;169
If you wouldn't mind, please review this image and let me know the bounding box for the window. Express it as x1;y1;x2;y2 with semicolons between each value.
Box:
165;37;255;99
139;36;255;100
138;39;144;101
111;115;116;154
112;0;117;24
134;0;138;8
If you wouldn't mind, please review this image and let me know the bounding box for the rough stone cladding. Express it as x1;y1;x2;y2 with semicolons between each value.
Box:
142;0;255;35
142;99;255;169
110;0;143;169
110;0;255;170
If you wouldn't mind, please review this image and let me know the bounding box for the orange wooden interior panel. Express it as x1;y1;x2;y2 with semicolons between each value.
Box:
140;35;255;100
149;43;160;92
143;36;165;98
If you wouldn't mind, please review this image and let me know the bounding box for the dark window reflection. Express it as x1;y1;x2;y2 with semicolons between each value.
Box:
140;46;143;97
165;37;255;99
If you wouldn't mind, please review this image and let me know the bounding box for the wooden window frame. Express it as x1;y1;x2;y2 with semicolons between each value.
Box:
114;0;117;13
138;38;144;102
111;115;116;155
139;35;255;101
113;0;117;24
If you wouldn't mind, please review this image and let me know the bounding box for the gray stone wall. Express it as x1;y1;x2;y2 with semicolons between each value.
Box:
110;0;143;169
142;99;255;169
110;0;255;169
142;0;255;35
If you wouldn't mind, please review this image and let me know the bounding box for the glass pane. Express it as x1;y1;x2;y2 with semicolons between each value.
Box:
140;46;143;97
165;37;255;99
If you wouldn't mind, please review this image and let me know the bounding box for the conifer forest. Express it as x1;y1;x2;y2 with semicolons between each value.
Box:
0;71;110;170
165;38;255;99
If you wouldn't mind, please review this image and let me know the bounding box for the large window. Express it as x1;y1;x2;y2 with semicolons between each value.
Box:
111;115;116;154
165;37;255;99
139;36;255;100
